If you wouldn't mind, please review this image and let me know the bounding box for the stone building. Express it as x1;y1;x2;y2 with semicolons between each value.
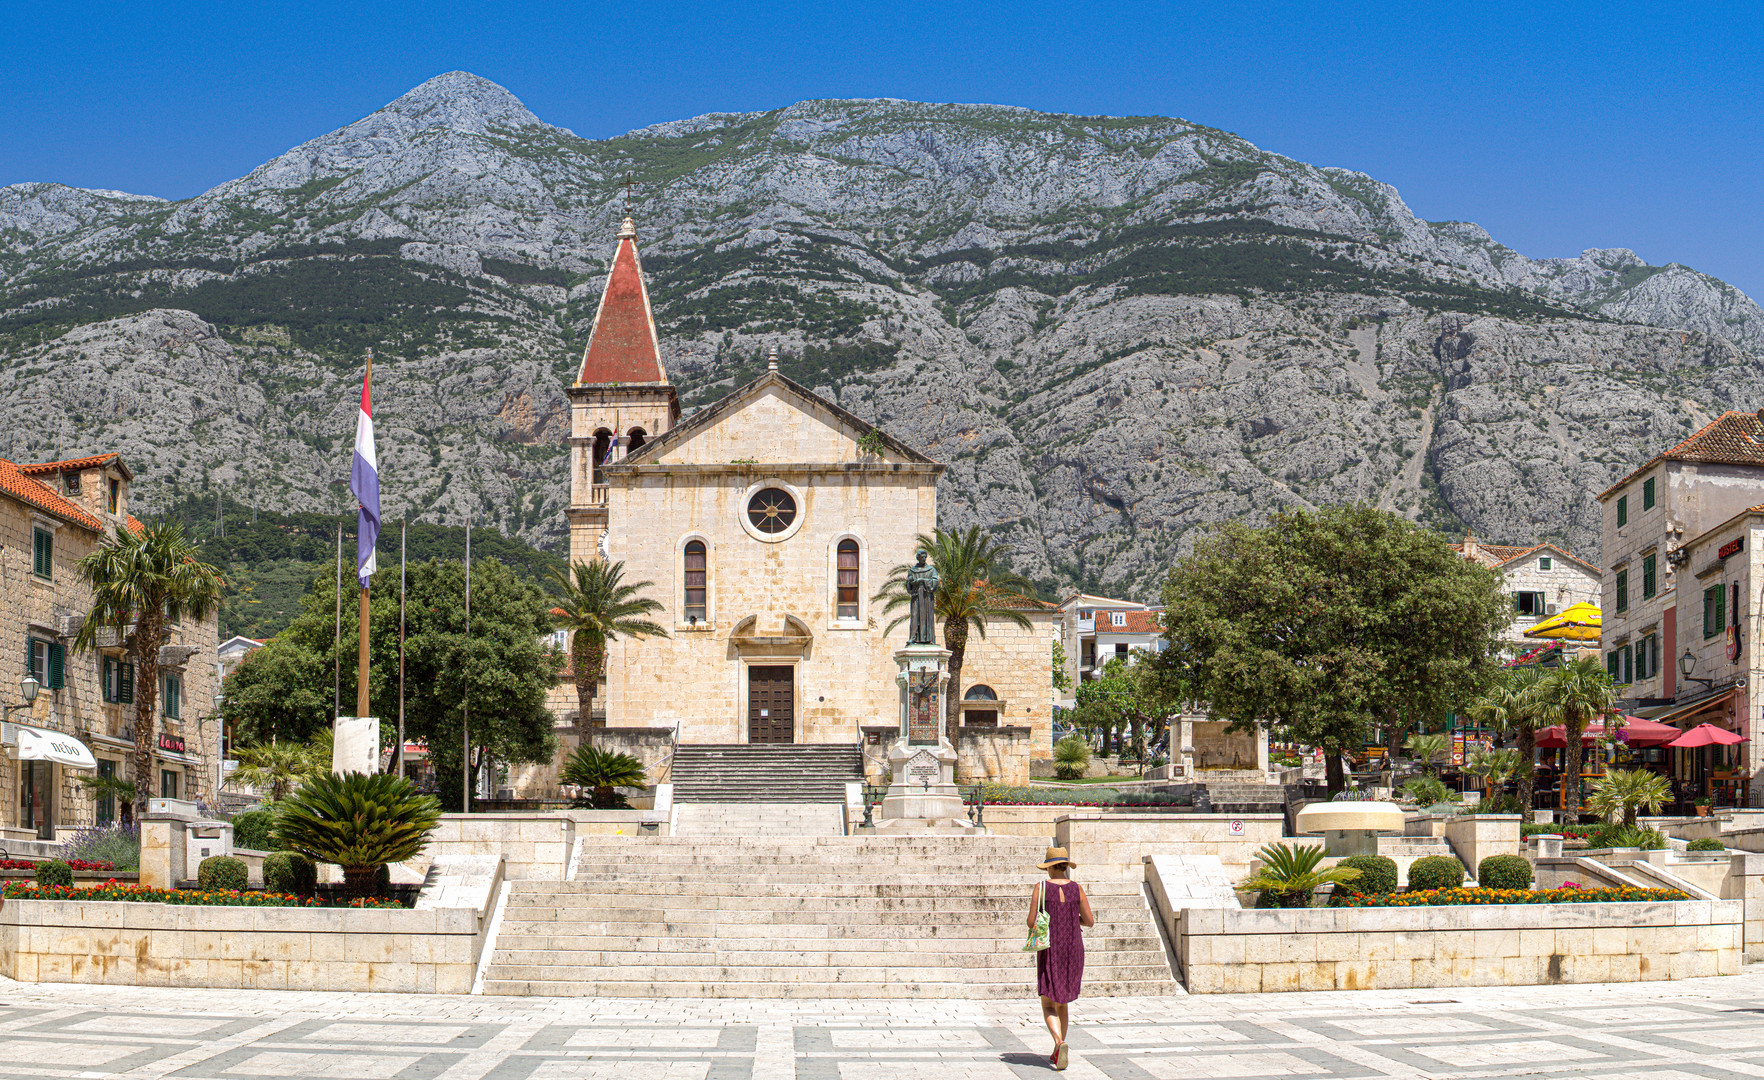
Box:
1055;592;1155;703
0;453;219;838
1597;411;1764;801
556;217;1052;782
1453;535;1601;647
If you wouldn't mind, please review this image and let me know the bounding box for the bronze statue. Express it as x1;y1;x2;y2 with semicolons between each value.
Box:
906;549;939;645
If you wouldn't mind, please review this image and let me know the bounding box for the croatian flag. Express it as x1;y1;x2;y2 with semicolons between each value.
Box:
350;376;381;587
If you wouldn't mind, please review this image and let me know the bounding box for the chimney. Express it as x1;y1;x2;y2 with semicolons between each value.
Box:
1463;531;1478;560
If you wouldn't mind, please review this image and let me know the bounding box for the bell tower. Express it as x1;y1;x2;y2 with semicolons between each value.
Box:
566;214;680;565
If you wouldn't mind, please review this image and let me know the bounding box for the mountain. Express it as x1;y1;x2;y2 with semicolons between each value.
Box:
3;71;1761;598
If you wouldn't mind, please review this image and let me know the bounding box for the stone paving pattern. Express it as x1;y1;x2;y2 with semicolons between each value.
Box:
16;969;1764;1078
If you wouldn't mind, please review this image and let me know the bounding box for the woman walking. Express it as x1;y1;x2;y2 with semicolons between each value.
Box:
1028;846;1092;1070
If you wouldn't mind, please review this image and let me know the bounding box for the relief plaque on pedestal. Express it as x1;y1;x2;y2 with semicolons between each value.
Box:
906;670;940;745
906;749;940;786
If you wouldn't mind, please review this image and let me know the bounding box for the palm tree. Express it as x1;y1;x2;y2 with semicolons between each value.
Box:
1466;665;1548;822
78;772;138;825
227;742;321;801
1404;732;1450;774
73;521;225;818
560;745;648;809
1237;843;1363;909
546;560;668;727
874;527;1035;739
273;772;442;897
1587;767;1672;827
1538;655;1618;820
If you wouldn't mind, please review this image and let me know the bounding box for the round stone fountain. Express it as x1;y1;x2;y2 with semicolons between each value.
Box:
1293;801;1407;856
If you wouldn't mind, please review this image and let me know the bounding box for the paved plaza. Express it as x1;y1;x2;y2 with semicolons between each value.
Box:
13;970;1764;1080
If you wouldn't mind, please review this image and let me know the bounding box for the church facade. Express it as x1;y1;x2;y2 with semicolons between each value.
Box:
558;217;1052;779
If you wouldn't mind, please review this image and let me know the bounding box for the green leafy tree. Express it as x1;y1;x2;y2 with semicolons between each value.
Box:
73;521;226;817
1465;664;1549;821
1051;639;1072;693
222;558;564;811
1537;656;1618;818
1587;767;1671;827
559;745;648;809
1159;505;1510;794
546;560;668;725
224;643;333;744
1074;655;1183;768
227;742;321;801
874;527;1035;739
272;772;442;897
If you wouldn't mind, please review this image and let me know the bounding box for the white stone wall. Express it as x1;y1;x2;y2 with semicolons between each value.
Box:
1498;550;1600;644
0;464;218;832
1178;900;1743;993
959;611;1055;758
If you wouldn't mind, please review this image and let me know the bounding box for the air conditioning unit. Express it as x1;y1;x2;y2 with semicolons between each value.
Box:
1546;603;1559;615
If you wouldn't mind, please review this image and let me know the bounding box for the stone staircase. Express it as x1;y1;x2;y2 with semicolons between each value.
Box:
479;835;1180;998
670;744;863;803
673;802;845;837
1197;781;1286;811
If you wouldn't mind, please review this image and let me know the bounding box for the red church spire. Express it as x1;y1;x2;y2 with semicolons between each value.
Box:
576;215;668;385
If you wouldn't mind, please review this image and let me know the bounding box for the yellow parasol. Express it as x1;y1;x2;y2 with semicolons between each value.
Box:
1523;601;1602;641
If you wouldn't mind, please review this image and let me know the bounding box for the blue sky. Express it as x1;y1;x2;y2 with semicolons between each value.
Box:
4;1;1761;297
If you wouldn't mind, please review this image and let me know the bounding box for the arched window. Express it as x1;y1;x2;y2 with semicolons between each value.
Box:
627;427;647;455
964;684;998;701
590;428;612;485
836;539;859;619
684;540;707;623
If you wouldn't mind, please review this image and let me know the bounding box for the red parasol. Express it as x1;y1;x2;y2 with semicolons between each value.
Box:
1534;716;1668;748
1665;723;1747;748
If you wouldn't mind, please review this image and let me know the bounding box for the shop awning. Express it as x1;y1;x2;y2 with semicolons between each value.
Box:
1523;602;1602;641
1649;688;1741;729
2;722;97;769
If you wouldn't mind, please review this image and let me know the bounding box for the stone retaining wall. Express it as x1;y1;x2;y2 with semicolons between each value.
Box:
0;899;486;993
1177;900;1742;993
427;814;573;880
1057;812;1286;881
954;726;1031;786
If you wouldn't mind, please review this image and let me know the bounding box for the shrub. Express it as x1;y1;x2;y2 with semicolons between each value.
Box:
1238;843;1362;908
274;772;441;897
1407;855;1466;891
1687;837;1727;853
197;856;248;892
262;851;317;895
1587;823;1666;850
1053;736;1091;781
1478;794;1524;814
60;824;141;870
1478;854;1533;889
1336;855;1398;895
559;746;647;809
34;860;72;888
1401;775;1453;807
231;808;277;851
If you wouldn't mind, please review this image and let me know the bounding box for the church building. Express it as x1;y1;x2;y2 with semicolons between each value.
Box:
559;217;1052;782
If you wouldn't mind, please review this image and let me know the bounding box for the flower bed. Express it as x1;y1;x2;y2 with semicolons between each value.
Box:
975;783;1193;808
1;880;402;908
1334;885;1689;907
1520;824;1598;840
0;859;114;872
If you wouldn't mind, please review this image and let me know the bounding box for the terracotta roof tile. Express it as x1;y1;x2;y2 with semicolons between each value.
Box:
1108;611;1164;634
0;455;106;531
577;223;667;385
16;452;130;480
1601;411;1764;498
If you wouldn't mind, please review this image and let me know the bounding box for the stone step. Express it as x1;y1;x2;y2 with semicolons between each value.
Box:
480;960;1175;984
491;930;1162;951
484;949;1168;972
478;978;1182;999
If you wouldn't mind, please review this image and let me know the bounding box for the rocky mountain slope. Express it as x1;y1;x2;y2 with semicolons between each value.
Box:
3;72;1761;597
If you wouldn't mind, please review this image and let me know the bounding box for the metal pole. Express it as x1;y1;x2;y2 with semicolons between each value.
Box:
463;514;471;813
356;353;373;726
333;523;342;720
398;519;406;779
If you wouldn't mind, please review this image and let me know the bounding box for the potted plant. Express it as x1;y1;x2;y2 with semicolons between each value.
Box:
1694;796;1712;818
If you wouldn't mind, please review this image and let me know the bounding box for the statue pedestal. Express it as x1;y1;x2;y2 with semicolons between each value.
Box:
879;644;971;829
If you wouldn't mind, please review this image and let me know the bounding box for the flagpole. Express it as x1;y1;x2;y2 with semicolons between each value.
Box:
463;514;471;814
333;522;342;721
398;518;406;779
356;351;373;726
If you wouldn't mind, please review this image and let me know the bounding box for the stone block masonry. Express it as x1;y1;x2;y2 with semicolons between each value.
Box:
1177;900;1743;993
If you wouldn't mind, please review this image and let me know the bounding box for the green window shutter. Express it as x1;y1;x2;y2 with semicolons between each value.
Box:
1615;570;1628;613
1642;477;1655;509
1706;586;1723;639
31;529;51;578
119;662;134;705
1607;651;1620;680
1642;554;1656;599
1617;496;1628;528
46;643;64;690
1621;645;1632;683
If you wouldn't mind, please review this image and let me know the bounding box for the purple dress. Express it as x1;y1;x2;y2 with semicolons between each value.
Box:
1036;880;1086;1003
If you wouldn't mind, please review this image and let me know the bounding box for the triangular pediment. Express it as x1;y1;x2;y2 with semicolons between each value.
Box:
616;371;934;468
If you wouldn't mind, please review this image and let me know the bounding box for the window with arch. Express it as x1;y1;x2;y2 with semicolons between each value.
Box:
836;539;860;619
627;427;647;455
684;540;707;623
590;428;613;485
964;684;998;701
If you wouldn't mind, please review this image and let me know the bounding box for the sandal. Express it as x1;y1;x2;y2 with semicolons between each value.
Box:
1055;1043;1068;1071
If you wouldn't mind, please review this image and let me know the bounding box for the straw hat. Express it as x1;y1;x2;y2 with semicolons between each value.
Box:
1038;847;1076;870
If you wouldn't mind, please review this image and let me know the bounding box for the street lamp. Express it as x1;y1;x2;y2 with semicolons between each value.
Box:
1679;650;1716;692
2;674;39;722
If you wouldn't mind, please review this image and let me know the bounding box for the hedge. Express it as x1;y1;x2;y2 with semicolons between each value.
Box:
1407;855;1466;891
1478;854;1533;890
